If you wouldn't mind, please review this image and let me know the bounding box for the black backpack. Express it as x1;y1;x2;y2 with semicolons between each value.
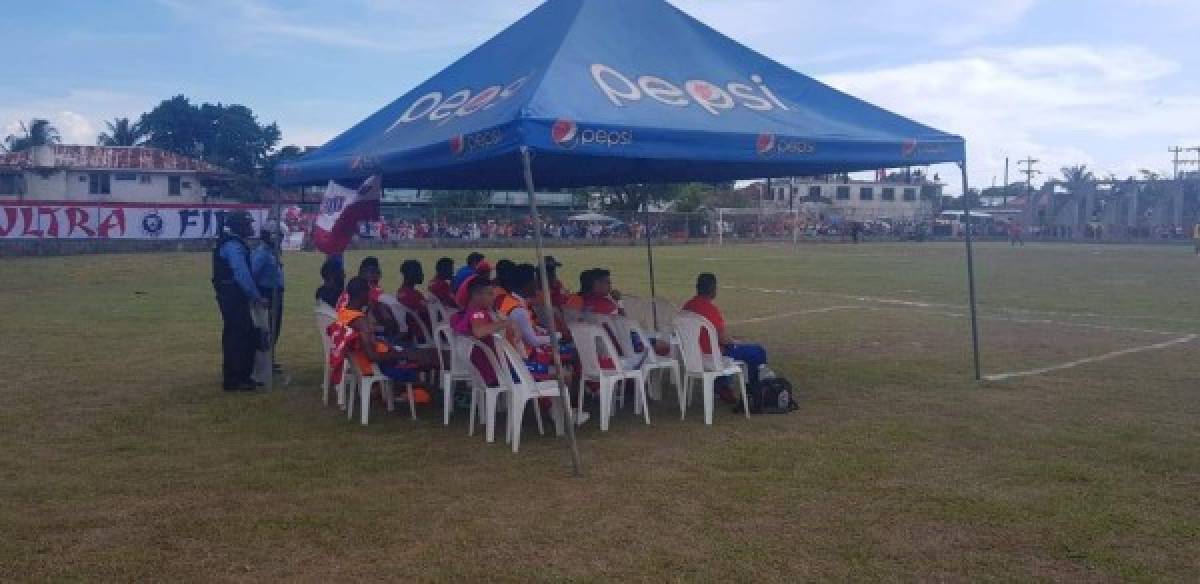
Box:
748;377;799;414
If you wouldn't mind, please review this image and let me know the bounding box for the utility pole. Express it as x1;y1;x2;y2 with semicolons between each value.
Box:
1018;156;1041;196
1170;146;1185;180
1187;147;1200;179
1019;156;1041;227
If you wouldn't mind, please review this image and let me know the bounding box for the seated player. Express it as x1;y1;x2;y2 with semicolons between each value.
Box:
565;268;622;317
452;252;485;292
492;259;517;311
451;278;515;387
498;264;553;357
428;257;457;308
330;277;430;403
681;273;768;401
315;257;344;310
454;258;493;309
396;259;432;344
338;256;400;339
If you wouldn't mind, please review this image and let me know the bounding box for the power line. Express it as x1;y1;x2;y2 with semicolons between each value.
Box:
1018;156;1041;196
1170;146;1185;180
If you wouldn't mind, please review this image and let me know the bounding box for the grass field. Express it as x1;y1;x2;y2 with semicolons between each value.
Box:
2;241;1199;582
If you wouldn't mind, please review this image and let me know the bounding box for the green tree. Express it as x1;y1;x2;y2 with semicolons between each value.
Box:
262;145;306;183
198;103;281;177
139;96;281;177
602;182;732;211
138;95;206;156
96;117;144;147
4;118;61;152
1060;164;1095;194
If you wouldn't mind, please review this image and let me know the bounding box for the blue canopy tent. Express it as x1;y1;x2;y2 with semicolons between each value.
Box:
279;0;981;472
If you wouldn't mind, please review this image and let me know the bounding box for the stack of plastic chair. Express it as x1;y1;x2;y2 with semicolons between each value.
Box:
568;322;649;431
672;314;750;425
433;324;474;426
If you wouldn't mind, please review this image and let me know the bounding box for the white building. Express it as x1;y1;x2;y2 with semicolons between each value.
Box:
0;145;231;204
758;176;943;222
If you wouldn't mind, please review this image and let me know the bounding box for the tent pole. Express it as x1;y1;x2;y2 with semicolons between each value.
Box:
521;146;584;477
644;198;659;330
960;160;983;381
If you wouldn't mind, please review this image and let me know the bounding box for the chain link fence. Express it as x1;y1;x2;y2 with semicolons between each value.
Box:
284;205;717;249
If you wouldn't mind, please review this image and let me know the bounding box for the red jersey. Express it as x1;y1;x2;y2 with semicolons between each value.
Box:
397;285;431;340
336;285;382;311
578;293;619;316
681;295;725;354
428;276;456;308
452;307;499;386
550;279;568;307
454;273;481;309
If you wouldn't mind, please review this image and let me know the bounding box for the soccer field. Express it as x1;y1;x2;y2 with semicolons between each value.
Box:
2;242;1199;581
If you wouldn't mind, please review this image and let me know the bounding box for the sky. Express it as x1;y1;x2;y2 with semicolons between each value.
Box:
3;0;1199;192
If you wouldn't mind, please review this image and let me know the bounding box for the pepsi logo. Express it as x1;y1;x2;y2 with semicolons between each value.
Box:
756;133;777;156
349;155;378;171
451;129;505;157
901;139;918;158
756;133;814;157
552;119;578;149
551;120;633;150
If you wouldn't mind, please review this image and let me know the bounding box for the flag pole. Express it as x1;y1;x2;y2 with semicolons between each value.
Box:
521;147;584;478
643;197;659;331
960;160;983;380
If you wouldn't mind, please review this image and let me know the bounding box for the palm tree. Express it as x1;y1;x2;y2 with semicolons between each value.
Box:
4;118;61;152
1060;164;1095;193
96;117;144;147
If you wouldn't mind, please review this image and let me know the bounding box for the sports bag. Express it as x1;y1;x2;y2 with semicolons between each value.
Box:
749;377;799;414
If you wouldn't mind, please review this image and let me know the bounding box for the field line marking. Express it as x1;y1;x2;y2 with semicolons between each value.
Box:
727;286;1195;336
983;335;1198;382
730;305;857;325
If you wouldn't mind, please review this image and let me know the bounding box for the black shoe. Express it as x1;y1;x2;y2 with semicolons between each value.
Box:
272;364;284;374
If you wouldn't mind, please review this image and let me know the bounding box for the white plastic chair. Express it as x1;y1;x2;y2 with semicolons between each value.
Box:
433;324;474;426
380;294;434;349
493;336;565;453
315;303;337;405
600;315;681;403
568;322;649;431
673;314;751;425
344;358;416;426
427;299;457;328
622;295;680;337
461;336;510;443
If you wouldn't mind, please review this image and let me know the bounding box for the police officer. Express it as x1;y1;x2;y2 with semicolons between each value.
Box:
213;211;265;391
252;224;285;373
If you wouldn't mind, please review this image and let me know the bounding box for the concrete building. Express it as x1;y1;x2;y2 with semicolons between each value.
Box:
1016;178;1199;239
0;145;231;204
755;175;944;222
